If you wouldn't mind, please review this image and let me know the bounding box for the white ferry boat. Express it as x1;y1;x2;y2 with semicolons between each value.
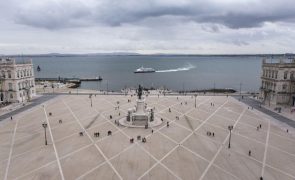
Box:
134;66;156;73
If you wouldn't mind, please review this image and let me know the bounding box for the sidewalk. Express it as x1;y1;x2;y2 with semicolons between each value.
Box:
0;101;33;116
262;103;295;122
0;94;57;121
248;96;295;122
235;96;295;128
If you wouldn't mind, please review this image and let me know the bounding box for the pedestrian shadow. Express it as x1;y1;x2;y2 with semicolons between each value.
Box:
85;113;101;129
184;115;194;131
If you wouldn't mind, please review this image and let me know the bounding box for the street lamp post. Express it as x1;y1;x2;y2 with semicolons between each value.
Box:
106;80;108;95
124;85;127;96
213;82;216;96
51;83;54;94
89;94;93;107
239;82;242;97
228;125;233;149
42;122;48;145
194;94;197;108
97;76;99;91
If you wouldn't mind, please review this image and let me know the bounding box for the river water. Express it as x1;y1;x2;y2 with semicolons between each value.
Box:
22;55;263;92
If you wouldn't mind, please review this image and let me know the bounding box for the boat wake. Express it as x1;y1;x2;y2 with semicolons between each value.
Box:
156;64;195;73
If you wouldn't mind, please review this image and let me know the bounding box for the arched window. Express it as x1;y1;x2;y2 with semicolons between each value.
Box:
271;71;274;78
290;71;294;79
17;71;19;78
8;83;13;91
10;94;13;99
7;70;11;78
284;71;288;79
1;71;5;78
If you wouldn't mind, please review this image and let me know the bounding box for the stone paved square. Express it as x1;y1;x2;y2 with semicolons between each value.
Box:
0;94;295;180
162;146;209;180
140;164;178;180
60;145;105;180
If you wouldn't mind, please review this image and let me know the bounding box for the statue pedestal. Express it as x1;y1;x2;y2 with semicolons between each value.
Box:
132;99;148;123
119;98;162;128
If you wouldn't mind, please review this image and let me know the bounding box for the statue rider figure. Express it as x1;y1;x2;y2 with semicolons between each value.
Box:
138;85;143;100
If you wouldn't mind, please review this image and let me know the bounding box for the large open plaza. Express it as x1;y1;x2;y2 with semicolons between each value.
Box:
0;94;294;180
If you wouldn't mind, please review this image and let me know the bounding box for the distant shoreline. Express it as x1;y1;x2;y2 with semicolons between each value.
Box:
1;53;294;58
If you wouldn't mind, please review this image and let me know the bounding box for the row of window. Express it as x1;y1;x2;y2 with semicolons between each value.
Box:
0;90;34;101
8;80;35;91
18;90;34;98
17;69;33;78
19;90;34;98
18;80;34;90
262;81;290;92
263;69;295;80
1;69;33;79
262;81;277;91
286;71;295;80
1;70;12;79
263;69;278;79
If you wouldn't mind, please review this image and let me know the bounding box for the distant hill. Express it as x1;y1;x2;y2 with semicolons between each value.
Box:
1;52;294;58
3;52;141;57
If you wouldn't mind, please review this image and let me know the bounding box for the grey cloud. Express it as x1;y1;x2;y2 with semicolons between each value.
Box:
94;1;195;26
13;0;92;29
197;11;295;29
201;24;220;33
9;0;295;29
232;39;249;46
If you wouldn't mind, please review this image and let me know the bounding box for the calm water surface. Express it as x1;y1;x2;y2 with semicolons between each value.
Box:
21;55;262;92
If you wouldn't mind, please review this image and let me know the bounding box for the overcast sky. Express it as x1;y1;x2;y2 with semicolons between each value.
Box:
1;0;295;54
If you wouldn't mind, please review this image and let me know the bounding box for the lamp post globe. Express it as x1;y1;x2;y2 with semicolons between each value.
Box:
89;94;93;107
42;122;47;128
228;125;233;131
